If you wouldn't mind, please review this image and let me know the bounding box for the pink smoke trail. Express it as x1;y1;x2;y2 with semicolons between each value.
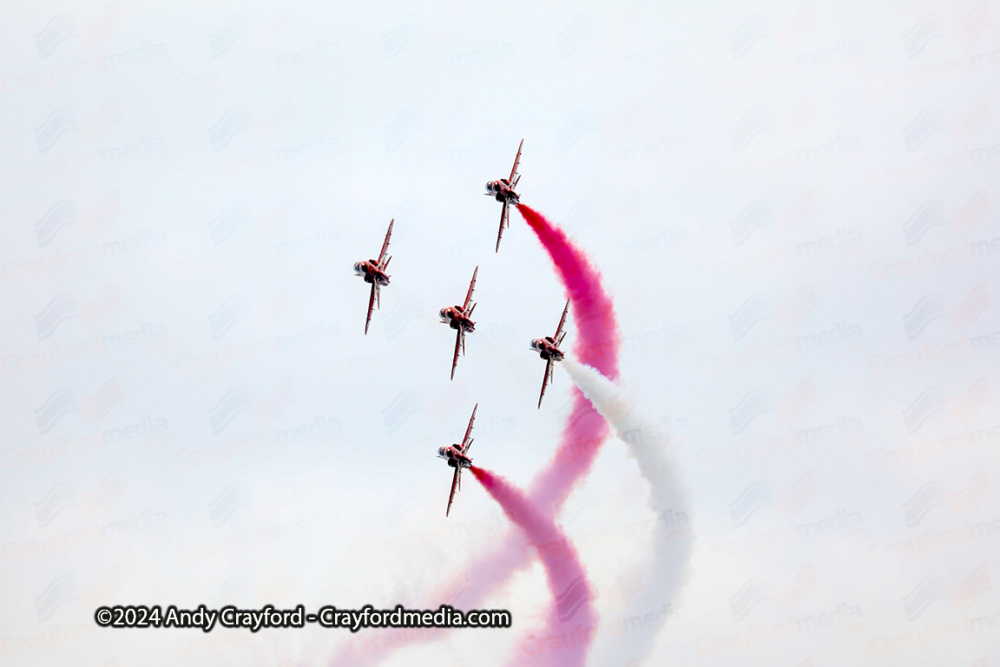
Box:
470;466;596;666
514;203;620;512
329;204;618;666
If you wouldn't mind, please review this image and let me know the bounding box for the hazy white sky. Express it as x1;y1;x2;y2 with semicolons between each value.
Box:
1;1;998;665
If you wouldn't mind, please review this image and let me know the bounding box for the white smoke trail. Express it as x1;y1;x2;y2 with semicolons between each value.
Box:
560;359;694;666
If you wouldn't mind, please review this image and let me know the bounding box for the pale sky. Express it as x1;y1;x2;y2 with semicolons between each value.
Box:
1;1;998;666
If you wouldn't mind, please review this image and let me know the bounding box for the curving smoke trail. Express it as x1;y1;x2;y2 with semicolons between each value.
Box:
561;359;694;666
329;204;619;666
470;466;596;666
515;203;620;513
415;204;619;660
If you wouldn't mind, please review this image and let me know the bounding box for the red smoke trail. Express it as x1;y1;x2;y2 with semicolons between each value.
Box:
415;203;619;635
471;466;596;666
515;203;619;513
329;204;618;666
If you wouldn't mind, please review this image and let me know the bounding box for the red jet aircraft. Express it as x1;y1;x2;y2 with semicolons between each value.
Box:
530;300;570;408
353;219;393;335
438;404;478;517
485;139;523;252
439;266;478;380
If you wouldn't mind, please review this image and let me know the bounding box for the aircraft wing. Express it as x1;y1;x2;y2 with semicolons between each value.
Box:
538;358;554;409
364;282;376;335
446;466;460;517
495;201;509;253
463;266;478;309
450;328;463;380
460;404;478;451
553;300;570;340
509;139;523;182
378;219;393;263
